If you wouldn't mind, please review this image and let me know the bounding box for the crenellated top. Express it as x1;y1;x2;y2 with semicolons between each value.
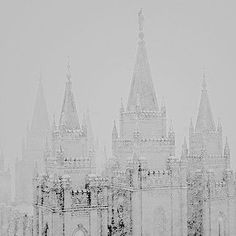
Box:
110;157;186;190
34;174;109;210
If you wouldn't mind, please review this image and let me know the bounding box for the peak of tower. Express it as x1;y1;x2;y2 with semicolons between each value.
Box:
31;79;50;133
59;68;80;131
112;120;118;139
195;78;215;133
126;10;158;112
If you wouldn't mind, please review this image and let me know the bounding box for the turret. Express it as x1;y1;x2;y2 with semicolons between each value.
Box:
112;120;118;140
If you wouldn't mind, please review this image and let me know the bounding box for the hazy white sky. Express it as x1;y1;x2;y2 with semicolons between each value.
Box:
1;0;236;170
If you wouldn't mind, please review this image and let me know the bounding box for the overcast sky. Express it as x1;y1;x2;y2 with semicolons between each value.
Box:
1;0;236;170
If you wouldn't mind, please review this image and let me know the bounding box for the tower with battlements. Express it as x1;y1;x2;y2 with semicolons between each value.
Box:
182;77;236;236
112;9;175;170
108;10;187;236
45;64;95;188
33;65;107;236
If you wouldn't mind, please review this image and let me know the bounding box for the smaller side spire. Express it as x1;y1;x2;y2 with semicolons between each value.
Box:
59;60;80;131
224;137;230;157
112;120;118;140
195;74;216;133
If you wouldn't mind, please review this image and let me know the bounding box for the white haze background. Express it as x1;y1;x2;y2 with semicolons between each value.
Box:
0;0;236;181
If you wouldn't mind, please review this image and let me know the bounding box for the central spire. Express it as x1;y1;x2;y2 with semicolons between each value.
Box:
127;9;158;112
59;60;80;130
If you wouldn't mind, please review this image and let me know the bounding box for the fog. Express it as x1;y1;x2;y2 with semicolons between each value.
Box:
1;0;236;174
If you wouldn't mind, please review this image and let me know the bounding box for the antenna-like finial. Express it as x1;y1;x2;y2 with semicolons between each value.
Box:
66;56;71;81
138;9;144;40
202;66;207;90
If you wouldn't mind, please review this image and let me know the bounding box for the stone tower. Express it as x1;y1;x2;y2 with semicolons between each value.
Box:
184;77;236;236
186;77;227;177
112;9;174;169
45;63;95;188
15;78;50;204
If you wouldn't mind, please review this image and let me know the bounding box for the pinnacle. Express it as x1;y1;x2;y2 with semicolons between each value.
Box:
195;80;215;133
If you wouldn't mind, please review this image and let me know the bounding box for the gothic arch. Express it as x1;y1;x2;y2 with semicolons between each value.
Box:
153;206;167;236
72;224;88;236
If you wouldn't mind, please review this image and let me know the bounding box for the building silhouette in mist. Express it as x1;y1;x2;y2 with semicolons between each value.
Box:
0;9;236;236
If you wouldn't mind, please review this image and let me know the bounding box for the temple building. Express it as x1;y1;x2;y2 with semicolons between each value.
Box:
0;9;235;236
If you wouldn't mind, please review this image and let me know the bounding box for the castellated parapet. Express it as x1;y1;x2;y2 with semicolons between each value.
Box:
110;156;186;190
33;174;109;212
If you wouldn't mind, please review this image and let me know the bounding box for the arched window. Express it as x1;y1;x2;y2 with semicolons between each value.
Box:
74;230;85;236
72;224;88;236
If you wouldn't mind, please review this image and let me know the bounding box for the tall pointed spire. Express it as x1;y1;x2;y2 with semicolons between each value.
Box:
30;75;50;133
59;59;80;130
112;120;118;139
195;74;215;133
127;9;158;112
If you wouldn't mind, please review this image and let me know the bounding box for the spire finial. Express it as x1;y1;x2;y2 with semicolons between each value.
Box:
138;9;144;40
202;67;207;90
66;56;71;81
